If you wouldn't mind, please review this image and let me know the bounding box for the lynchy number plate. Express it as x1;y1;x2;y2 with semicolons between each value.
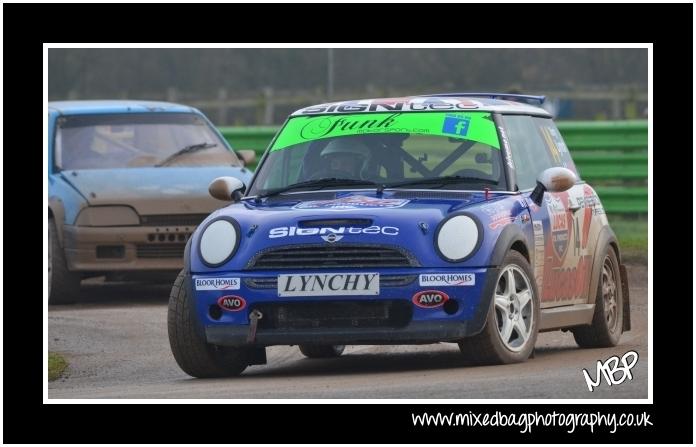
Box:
278;273;379;297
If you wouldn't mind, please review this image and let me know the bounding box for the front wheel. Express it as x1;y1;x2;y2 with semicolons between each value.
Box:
168;270;248;378
458;251;540;364
299;345;345;359
48;217;81;304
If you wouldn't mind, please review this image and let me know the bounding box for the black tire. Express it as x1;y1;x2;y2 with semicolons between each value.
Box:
299;344;345;359
572;246;623;348
458;250;540;365
167;270;248;378
48;217;81;304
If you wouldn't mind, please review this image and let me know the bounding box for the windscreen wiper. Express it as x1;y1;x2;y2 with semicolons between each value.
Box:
378;175;498;192
155;142;218;167
255;178;377;201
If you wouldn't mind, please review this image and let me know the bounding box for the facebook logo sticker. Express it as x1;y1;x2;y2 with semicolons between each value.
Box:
442;115;471;136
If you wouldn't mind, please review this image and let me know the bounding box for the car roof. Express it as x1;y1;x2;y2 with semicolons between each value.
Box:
290;93;552;117
47;100;197;115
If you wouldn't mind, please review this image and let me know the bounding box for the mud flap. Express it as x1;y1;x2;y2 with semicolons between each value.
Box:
620;264;631;332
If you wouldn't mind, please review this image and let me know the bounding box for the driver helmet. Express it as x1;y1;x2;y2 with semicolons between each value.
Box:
319;137;372;178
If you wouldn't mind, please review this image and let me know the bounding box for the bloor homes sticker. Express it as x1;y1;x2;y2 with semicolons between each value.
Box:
419;273;475;287
271;112;500;151
195;277;241;291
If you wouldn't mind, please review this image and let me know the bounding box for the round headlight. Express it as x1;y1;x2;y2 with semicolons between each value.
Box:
435;214;481;262
199;218;240;266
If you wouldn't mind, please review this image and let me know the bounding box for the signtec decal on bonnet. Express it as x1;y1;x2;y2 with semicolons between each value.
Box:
269;225;399;238
271;112;500;151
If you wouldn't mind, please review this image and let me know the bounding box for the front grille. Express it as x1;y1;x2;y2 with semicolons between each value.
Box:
246;244;419;270
140;214;208;227
96;245;125;259
244;275;416;289
136;243;186;258
254;300;412;330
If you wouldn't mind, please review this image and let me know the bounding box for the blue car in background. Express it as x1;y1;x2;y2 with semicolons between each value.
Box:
168;93;630;377
48;100;254;304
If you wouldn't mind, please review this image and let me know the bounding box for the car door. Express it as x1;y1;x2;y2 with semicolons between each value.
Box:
499;114;593;307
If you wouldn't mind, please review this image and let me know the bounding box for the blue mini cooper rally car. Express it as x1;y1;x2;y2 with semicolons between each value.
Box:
168;93;630;378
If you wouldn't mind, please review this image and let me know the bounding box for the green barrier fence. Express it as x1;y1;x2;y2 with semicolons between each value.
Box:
219;120;648;214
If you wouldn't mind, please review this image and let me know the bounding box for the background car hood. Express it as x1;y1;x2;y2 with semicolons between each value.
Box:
61;167;253;215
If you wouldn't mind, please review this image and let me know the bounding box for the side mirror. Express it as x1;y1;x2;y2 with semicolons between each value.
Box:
235;150;256;166
530;167;577;205
209;176;246;202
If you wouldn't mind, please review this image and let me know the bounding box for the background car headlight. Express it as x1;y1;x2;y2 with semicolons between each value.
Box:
435;214;481;262
198;218;240;266
74;206;140;226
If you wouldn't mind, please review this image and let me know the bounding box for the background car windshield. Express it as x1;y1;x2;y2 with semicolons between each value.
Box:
249;111;506;194
55;113;240;169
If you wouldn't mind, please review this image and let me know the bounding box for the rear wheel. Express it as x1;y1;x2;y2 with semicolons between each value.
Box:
458;251;539;364
168;270;248;378
572;247;623;348
299;345;345;359
48;217;81;304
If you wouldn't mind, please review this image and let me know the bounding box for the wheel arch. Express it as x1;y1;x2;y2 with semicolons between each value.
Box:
48;198;66;247
469;225;533;338
489;224;531;267
588;225;631;330
588;226;619;307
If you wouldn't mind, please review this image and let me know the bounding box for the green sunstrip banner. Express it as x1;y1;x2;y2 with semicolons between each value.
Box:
270;112;500;151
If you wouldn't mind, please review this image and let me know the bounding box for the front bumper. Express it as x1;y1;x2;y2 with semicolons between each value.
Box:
191;267;500;347
63;224;194;272
207;320;479;346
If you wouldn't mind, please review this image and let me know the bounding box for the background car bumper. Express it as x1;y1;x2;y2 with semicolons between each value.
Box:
63;225;192;272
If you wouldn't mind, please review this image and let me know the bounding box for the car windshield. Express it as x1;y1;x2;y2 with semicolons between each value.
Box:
248;111;506;196
55;113;241;169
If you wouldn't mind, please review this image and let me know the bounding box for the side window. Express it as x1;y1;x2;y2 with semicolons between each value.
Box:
533;117;578;176
501;115;555;190
501;115;579;190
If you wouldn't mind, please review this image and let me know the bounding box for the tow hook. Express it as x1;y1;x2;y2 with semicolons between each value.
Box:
247;309;263;344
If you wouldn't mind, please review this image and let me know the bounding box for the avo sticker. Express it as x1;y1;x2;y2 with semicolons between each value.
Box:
217;295;246;312
412;290;450;308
